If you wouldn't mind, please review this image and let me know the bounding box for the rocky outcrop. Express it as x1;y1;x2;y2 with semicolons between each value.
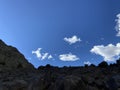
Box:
0;39;120;90
53;75;87;90
0;40;34;70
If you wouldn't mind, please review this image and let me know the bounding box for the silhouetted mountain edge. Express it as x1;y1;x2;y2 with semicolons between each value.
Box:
0;39;120;90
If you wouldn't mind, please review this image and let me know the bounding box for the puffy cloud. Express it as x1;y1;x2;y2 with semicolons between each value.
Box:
84;61;91;66
32;48;42;59
32;48;53;60
115;13;120;37
90;43;120;61
64;35;81;45
59;53;79;61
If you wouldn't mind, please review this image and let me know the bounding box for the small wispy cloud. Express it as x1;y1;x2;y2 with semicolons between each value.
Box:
48;55;53;59
84;61;91;66
59;53;79;61
115;13;120;37
32;48;53;60
64;35;81;45
41;53;49;60
90;43;120;62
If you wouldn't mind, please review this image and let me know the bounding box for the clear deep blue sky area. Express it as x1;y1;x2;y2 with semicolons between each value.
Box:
0;0;120;68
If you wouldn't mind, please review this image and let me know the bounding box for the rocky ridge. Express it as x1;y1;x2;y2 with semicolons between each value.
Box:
0;39;120;90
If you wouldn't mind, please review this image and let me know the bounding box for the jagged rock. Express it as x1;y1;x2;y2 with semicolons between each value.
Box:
0;39;34;69
52;75;87;90
112;75;120;88
0;39;120;90
106;78;118;90
1;79;28;90
98;61;108;68
107;74;120;90
117;59;120;65
87;86;99;90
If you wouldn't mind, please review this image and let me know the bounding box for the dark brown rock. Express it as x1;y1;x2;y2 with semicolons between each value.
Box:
0;39;34;69
52;75;87;90
0;39;120;90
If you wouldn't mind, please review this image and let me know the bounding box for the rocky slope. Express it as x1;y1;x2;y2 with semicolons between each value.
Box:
0;40;34;69
0;39;120;90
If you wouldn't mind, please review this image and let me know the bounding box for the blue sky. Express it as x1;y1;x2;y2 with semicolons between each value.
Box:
0;0;120;68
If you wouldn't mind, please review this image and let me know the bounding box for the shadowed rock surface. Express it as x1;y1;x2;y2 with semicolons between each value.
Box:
0;40;34;69
0;39;120;90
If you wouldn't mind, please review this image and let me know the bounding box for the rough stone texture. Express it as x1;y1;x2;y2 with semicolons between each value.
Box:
0;39;120;90
0;40;34;69
53;75;87;90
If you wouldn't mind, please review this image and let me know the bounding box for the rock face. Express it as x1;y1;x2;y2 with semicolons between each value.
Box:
0;40;34;69
0;39;120;90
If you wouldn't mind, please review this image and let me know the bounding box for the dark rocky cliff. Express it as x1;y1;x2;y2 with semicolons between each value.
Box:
0;40;34;69
0;39;120;90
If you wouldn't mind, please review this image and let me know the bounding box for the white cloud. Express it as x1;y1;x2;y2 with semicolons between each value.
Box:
90;43;120;62
84;61;91;66
59;53;79;61
115;13;120;37
32;48;53;60
64;35;81;45
41;53;49;60
48;55;53;59
32;48;42;59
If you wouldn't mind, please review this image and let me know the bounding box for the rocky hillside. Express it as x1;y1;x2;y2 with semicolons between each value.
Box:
0;39;120;90
0;40;34;69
